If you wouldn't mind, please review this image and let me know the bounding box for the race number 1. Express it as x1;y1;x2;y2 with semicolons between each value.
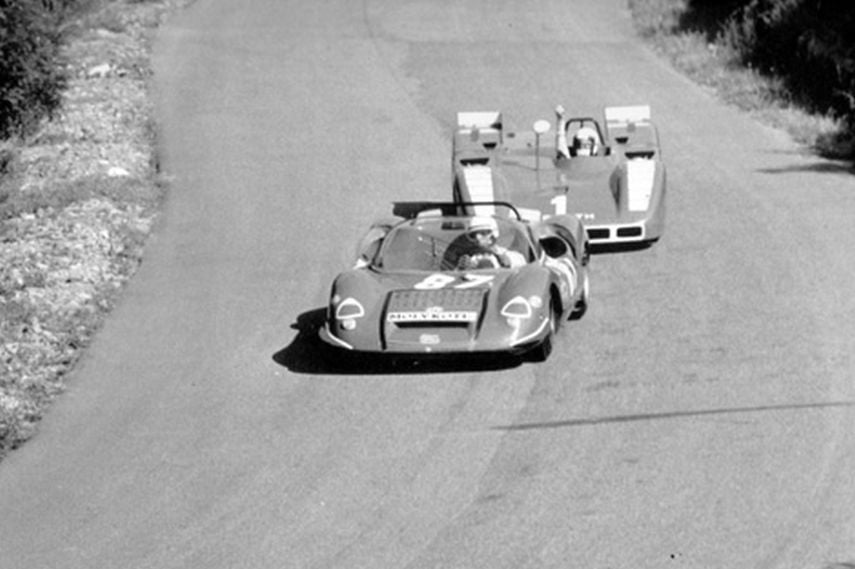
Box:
551;195;567;216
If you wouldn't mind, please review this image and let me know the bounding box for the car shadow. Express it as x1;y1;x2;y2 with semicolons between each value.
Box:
757;160;854;175
272;307;523;375
493;400;855;431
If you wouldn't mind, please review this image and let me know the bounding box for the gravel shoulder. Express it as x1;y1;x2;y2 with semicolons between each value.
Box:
0;0;194;460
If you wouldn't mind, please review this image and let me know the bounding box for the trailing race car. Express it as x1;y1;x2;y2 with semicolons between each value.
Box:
452;105;666;248
318;201;590;361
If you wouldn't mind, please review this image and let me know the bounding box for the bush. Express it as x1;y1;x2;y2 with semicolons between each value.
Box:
0;1;68;139
720;0;855;140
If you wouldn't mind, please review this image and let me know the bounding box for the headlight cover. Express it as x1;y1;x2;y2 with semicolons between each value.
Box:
335;297;365;320
501;296;533;319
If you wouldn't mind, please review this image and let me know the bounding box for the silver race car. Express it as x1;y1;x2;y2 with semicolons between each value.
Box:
452;106;666;249
319;201;589;361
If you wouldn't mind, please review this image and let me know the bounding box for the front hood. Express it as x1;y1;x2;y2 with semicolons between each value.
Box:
381;267;551;352
326;267;550;353
382;286;487;350
496;153;620;222
562;158;663;225
385;287;486;324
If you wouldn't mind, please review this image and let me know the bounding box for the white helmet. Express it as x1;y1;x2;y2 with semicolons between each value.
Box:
467;216;499;241
572;126;599;156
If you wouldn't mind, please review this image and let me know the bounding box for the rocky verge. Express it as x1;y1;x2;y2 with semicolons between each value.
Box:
0;0;193;460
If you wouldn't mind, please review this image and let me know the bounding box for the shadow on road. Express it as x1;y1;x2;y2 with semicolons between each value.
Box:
272;307;523;375
757;160;854;175
495;400;855;431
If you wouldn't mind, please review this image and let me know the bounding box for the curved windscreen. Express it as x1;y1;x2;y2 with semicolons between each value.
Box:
376;216;534;272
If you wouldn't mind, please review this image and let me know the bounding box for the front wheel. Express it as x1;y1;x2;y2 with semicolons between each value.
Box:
528;298;558;362
528;331;553;362
569;271;589;320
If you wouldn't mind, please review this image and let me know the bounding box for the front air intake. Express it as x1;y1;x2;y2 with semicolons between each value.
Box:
587;228;610;240
617;226;643;238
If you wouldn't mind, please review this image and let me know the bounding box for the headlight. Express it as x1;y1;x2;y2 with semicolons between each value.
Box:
335;297;365;319
501;296;533;319
335;298;365;330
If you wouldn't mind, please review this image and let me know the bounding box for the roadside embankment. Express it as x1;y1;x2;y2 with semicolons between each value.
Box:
0;0;193;460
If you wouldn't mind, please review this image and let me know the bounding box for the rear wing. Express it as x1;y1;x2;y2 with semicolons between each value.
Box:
604;105;651;128
453;111;503;166
604;105;659;158
456;111;502;137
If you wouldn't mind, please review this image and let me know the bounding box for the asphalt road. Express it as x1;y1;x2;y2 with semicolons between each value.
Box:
1;1;854;568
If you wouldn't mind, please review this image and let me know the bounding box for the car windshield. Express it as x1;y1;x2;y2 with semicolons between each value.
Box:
375;215;534;272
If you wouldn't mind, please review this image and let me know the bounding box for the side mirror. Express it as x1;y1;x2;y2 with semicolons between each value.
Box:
354;226;388;267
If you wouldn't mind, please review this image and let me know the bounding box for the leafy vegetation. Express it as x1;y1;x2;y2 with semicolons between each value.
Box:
630;0;854;159
722;1;854;138
0;1;66;139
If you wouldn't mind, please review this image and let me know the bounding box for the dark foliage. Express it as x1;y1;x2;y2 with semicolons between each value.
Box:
723;0;855;121
0;1;68;139
679;0;747;40
680;0;855;156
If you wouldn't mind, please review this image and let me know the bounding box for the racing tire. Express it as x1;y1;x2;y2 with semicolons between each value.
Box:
528;332;553;362
528;298;558;362
569;271;589;320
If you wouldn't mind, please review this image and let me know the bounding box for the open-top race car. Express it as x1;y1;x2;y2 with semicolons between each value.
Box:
318;201;590;361
452;105;666;248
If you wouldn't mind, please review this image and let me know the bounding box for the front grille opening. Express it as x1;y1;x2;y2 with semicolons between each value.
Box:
617;226;642;237
587;228;610;239
394;322;469;329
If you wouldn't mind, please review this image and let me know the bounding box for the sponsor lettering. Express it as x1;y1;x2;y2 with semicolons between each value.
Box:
387;306;477;323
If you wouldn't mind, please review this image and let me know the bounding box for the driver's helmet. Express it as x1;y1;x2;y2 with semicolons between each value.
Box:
466;216;499;246
572;126;599;156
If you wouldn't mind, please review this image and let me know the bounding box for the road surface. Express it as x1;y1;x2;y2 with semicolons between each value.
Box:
1;1;854;567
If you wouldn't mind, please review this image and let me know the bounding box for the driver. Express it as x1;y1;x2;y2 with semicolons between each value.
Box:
571;126;599;156
554;104;600;158
456;217;526;269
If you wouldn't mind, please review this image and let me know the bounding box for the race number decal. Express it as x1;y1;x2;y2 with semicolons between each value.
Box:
550;195;567;216
413;274;494;290
455;274;494;289
413;274;456;290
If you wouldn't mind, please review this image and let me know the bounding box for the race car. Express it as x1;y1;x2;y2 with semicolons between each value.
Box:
452;105;666;249
318;201;590;361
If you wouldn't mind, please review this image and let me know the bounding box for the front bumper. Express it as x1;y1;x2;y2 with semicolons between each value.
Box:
585;216;662;246
318;316;550;355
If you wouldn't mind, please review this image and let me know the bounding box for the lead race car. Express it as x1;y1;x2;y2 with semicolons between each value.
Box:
452;105;666;248
318;201;590;361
